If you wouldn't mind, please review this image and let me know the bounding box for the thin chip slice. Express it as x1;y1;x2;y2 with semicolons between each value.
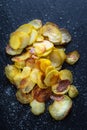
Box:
37;71;47;89
30;68;40;84
16;89;33;104
42;22;62;44
52;80;70;95
11;51;31;62
48;48;63;68
60;28;71;44
21;78;35;93
29;19;42;30
28;29;38;45
16;24;33;34
6;45;23;55
44;69;59;86
38;58;51;72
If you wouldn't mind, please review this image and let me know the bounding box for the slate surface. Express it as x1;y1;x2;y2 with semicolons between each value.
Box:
0;0;87;130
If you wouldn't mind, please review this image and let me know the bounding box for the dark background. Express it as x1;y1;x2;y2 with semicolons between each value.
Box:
0;0;87;130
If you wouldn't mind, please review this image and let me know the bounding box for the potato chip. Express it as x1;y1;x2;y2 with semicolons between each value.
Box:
44;69;59;86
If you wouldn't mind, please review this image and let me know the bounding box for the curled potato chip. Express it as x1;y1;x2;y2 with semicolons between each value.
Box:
5;65;19;84
13;67;31;88
30;68;40;83
14;60;25;69
59;69;73;83
28;29;38;45
38;58;51;72
52;80;70;95
44;69;59;86
30;99;45;115
32;85;52;102
33;42;46;56
16;89;33;104
21;78;35;93
16;24;33;34
36;35;44;42
10;31;29;50
68;85;79;98
29;19;42;30
56;48;66;63
45;65;55;75
50;95;64;101
42;22;62;44
41;40;54;51
41;49;52;57
48;48;63;68
6;45;23;55
9;34;21;50
49;95;72;120
33;40;53;57
37;71;47;88
60;28;71;44
25;58;35;68
11;51;31;62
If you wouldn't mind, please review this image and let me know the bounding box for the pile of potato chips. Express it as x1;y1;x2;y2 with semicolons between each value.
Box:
5;19;80;120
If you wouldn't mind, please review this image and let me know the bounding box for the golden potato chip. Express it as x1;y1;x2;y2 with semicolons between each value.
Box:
37;71;47;89
16;24;33;34
38;58;51;72
21;78;35;93
42;22;62;44
5;65;19;84
48;48;63;68
13;67;31;88
45;65;55;75
44;69;59;86
10;31;29;50
30;68;40;83
14;60;25;69
28;29;38;45
6;44;23;55
36;35;44;42
11;51;31;62
16;89;33;104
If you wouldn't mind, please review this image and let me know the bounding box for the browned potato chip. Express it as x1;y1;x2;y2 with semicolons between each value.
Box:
52;80;70;95
16;89;33;104
32;85;52;102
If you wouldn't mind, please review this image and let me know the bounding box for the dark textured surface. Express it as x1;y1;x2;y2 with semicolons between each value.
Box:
0;0;87;130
